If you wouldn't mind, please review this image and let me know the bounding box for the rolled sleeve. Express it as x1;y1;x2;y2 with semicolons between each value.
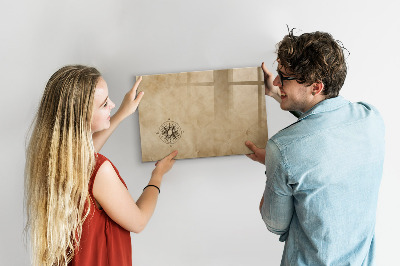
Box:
260;139;294;240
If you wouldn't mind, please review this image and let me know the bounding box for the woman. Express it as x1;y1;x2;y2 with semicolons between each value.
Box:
25;65;177;265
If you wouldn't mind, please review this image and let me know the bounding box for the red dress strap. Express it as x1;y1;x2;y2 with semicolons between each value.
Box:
88;153;108;205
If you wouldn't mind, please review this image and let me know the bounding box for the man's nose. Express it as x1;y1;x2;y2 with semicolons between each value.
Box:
273;75;280;87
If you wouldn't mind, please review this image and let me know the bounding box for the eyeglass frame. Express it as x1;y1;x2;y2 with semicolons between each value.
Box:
277;69;297;86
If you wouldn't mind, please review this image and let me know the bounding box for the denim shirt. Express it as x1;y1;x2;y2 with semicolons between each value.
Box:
260;96;385;266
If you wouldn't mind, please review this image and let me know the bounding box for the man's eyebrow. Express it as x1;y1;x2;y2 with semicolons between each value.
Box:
277;68;292;77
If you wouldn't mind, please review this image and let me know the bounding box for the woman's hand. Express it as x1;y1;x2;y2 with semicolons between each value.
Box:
152;150;178;178
115;76;144;119
262;62;281;103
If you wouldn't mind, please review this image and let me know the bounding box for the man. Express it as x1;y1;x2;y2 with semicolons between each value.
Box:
246;31;385;265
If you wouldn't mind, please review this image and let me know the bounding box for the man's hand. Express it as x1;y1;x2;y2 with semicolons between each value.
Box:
245;141;266;165
262;62;281;103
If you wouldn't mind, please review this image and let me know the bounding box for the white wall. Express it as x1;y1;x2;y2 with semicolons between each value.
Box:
1;0;399;265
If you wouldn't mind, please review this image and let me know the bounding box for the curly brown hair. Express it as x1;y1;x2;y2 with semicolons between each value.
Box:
277;30;348;98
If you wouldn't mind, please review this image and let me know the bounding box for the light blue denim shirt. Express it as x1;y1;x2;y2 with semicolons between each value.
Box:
261;96;385;266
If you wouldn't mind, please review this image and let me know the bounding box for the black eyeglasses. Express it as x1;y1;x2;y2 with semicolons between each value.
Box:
277;70;297;86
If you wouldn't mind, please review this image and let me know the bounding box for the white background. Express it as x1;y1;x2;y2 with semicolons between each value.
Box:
1;0;399;265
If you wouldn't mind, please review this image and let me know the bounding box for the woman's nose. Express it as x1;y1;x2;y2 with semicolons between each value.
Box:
109;100;115;109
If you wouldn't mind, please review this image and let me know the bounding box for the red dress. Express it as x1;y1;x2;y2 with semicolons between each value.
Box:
69;153;132;266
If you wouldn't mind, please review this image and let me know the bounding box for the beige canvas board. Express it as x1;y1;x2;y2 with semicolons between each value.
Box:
137;67;268;162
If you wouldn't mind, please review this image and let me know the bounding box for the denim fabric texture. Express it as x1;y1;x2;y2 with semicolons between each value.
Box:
261;96;385;266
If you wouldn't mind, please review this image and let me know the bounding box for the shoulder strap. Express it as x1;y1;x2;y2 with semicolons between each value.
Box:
88;153;108;198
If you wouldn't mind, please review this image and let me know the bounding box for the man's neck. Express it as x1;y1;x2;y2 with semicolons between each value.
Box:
301;95;327;113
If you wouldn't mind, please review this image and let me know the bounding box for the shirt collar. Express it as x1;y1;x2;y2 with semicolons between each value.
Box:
298;95;350;121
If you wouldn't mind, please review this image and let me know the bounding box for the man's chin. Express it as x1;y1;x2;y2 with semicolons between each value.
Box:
279;103;290;111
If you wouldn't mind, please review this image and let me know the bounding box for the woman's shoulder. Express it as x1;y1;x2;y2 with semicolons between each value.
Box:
90;153;114;193
93;153;127;188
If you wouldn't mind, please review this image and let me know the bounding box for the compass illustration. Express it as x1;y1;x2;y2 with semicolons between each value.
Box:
156;119;183;146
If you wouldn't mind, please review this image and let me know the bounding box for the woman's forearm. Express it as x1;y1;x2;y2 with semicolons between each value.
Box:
134;173;163;230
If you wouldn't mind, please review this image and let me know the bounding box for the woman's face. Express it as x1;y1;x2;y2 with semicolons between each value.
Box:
91;77;115;133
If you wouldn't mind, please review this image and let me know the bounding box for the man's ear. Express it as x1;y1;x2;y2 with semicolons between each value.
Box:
312;82;324;96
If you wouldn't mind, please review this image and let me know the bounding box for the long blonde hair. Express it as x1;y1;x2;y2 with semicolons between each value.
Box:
25;65;101;265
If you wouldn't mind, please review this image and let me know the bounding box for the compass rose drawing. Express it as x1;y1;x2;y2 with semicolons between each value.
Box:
156;119;183;146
